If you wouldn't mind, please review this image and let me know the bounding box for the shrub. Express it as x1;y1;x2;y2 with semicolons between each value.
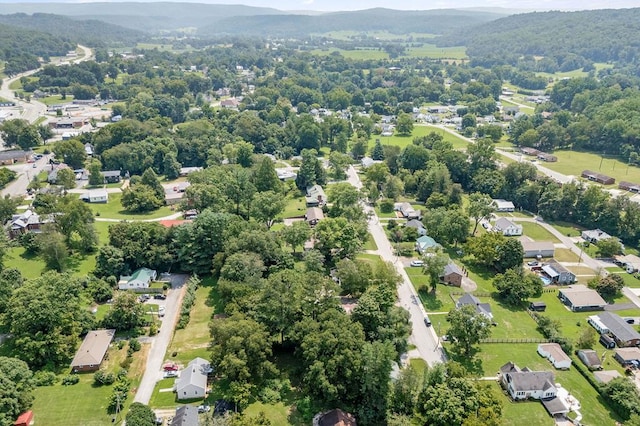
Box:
94;370;116;386
129;338;141;352
62;374;80;386
33;371;57;387
380;198;395;213
176;275;200;329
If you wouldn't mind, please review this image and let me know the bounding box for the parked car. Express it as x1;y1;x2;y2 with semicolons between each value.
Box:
197;405;211;413
410;260;424;267
527;261;539;267
424;315;432;327
154;294;167;300
163;371;178;378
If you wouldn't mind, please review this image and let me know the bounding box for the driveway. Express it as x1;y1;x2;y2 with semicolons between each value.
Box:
347;166;447;366
133;274;189;404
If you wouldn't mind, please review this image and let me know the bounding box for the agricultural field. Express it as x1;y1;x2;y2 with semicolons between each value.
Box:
307;48;389;60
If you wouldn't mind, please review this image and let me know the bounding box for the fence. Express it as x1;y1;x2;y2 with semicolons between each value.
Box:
480;338;551;344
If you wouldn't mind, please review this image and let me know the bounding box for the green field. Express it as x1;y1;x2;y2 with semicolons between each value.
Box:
308;48;389;60
369;124;469;151
4;246;96;279
535;62;614;82
520;222;561;243
540;150;640;185
90;193;175;220
404;44;467;59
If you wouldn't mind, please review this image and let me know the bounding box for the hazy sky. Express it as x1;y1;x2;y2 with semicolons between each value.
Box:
29;0;640;12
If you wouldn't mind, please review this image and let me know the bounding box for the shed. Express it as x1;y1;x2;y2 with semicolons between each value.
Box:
521;241;555;258
529;301;547;312
537;343;572;370
577;349;602;370
14;411;33;426
594;370;622;384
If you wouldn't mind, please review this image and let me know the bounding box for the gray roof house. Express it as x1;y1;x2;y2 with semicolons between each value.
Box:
5;209;50;238
521;240;555;258
577;349;602;370
456;294;493;320
405;219;427;236
170;405;199;426
591;312;640;347
542;261;576;284
558;285;607;311
499;362;558;401
395;202;420;219
176;357;211;400
582;229;613;244
100;170;122;183
493;217;523;236
306;185;326;207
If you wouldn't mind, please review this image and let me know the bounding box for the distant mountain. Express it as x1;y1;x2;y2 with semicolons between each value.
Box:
198;8;506;37
0;13;145;46
0;2;287;33
436;8;640;71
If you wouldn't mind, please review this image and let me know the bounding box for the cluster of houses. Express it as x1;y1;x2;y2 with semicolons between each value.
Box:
304;184;326;227
520;147;558;162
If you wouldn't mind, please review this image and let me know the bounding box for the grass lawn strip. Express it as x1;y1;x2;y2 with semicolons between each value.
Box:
90;192;174;220
520;221;561;243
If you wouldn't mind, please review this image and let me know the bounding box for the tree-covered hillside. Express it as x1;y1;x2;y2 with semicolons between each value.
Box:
436;8;640;74
0;13;145;47
199;8;504;37
0;23;74;75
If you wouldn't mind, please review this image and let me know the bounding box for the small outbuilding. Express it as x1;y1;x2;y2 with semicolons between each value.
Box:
594;370;623;384
537;343;572;370
521;240;555;258
529;301;547;312
577;349;602;370
614;347;640;367
14;411;34;426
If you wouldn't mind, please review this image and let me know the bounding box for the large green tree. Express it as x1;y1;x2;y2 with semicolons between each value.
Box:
102;292;146;331
493;268;543;306
447;305;492;356
125;403;156;426
53;139;87;169
0;357;35;426
467;192;495;235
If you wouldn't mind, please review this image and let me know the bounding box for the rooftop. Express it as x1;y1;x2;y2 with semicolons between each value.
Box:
597;312;640;343
70;329;115;368
559;285;607;308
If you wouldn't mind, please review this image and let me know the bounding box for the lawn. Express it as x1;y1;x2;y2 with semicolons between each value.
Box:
541;150;640;186
149;378;179;408
280;195;306;219
403;44;467;59
90;193;174;220
489;381;554;426
356;253;382;263
554;248;580;263
368;124;469;151
364;233;378;250
549;220;584;238
5;246;97;279
520;222;561;243
308;48;389;60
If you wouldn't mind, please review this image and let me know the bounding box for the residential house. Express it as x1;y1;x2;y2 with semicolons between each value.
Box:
170;406;199;426
179;166;203;176
395;202;420;219
47;163;71;184
305;207;324;226
70;329;115;372
118;268;157;290
582;229;613;244
537;153;557;162
589;312;640;347
100;170;122;183
220;98;240;109
493;217;523;236
314;409;357;426
176;357;211;400
164;183;190;206
0;149;31;165
581;170;615;185
499;362;557;400
405;219;427;236
456;293;493;320
614;347;640;367
5;209;49;238
521;240;555;258
615;254;640;273
542;261;576;284
80;189;108;203
492;199;515;212
415;235;441;254
558;285;607;312
306;185;326;207
276;169;296;181
520;147;541;156
361;157;382;169
441;262;464;287
537;343;572;370
593;370;622;384
577;349;602;370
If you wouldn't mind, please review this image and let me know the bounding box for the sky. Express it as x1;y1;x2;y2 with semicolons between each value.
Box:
15;0;640;12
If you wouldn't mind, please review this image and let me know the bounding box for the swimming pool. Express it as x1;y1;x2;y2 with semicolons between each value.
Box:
540;275;552;286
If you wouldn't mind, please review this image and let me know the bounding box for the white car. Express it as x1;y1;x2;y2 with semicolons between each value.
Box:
410;260;424;267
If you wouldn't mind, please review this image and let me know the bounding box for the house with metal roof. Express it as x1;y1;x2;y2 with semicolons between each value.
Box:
306;185;326;207
176;357;211;400
415;235;440;254
590;312;640;347
118;268;157;290
493;217;523;236
542;261;576;284
70;329;115;372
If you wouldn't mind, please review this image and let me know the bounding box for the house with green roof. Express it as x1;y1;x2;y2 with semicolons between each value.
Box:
118;267;157;290
415;235;441;254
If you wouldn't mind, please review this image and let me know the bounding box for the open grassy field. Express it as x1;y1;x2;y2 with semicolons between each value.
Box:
368;124;469;151
279;194;306;219
4;246;96;279
520;222;561;243
535;63;614;81
491;381;555;426
404;44;467;59
90;193;174;220
307;48;389;60
541;150;640;185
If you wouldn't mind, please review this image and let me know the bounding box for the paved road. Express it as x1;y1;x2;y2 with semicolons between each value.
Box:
347;166;446;366
134;274;189;405
0;154;53;197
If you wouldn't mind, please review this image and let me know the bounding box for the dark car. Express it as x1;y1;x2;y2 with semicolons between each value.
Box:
154;294;167;300
424;315;432;327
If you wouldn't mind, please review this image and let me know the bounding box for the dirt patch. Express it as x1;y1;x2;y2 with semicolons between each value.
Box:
460;276;477;292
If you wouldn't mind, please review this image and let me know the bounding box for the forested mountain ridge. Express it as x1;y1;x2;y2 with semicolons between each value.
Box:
436;8;640;74
0;13;146;47
0;22;74;75
198;8;505;37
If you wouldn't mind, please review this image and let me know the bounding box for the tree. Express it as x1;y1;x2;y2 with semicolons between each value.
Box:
251;191;285;229
88;160;104;186
493;268;543;306
253;157;282;193
601;377;640;421
423;208;469;246
175;211;234;274
494;238;524;273
335;258;373;296
422;251;450;292
314;217;365;261
53;139;86;169
210;313;276;385
371;139;385;160
447;305;492;356
55;196;98;252
327;182;361;219
94;245;127;279
576;327;597;350
467;192;495;235
365;163;390;188
121;185;163;212
162;152;181;180
396;113;414;136
0;357;35;426
140;168;164;200
102;292;146;331
596;237;623;257
280;221;311;255
38;229;68;272
16;125;41;151
328;151;350;180
295;149;321;190
588;274;624;299
0;119;29;147
466;232;523;272
55;168;77;192
125;403;156;426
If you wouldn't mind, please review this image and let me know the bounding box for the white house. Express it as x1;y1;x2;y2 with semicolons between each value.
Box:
537;343;572;370
80;189;108;203
492;199;515;212
175;357;211;400
493;217;523;236
499;362;557;400
394;202;420;219
118;268;157;290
